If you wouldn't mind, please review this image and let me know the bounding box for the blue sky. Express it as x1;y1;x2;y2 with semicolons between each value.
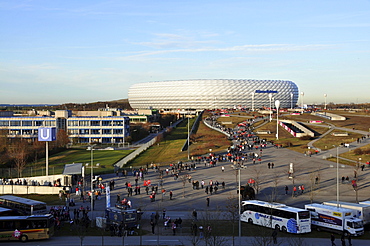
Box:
0;0;369;105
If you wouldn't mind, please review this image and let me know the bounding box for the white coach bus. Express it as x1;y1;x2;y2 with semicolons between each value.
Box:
241;200;311;234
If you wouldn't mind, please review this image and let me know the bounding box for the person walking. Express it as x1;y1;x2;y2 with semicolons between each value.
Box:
272;228;278;244
341;233;346;246
206;197;210;207
331;233;336;246
170;190;173;200
347;234;352;246
284;185;289;195
192;209;198;220
172;221;177;235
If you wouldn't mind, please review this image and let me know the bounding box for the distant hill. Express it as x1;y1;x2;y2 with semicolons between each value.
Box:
59;99;132;111
0;99;132;111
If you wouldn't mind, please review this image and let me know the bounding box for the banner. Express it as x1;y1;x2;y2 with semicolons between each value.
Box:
106;185;111;208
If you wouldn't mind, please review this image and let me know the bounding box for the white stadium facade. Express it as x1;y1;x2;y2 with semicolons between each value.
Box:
128;79;299;110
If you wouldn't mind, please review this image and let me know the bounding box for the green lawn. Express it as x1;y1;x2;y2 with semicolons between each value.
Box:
22;148;134;177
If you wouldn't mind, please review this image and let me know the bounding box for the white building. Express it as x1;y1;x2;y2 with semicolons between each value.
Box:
0;110;130;144
128;79;299;110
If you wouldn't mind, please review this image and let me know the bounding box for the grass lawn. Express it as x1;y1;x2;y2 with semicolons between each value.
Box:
313;131;363;151
338;144;370;164
128;117;231;167
23;148;134;177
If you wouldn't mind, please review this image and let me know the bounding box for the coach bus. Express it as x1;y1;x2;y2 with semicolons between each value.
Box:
0;214;54;242
0;195;47;215
241;200;311;234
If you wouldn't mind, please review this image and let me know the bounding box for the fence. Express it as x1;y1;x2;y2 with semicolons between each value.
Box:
114;137;157;170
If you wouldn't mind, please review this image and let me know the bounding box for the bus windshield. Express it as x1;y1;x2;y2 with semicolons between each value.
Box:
298;211;310;219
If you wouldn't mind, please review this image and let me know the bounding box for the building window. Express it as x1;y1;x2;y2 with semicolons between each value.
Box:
102;120;111;126
68;120;78;126
102;129;111;134
68;129;79;135
22;121;32;126
91;121;100;126
91;129;100;134
102;138;111;143
22;129;33;135
9;130;21;135
0;121;9;126
113;129;123;134
44;121;55;126
10;121;21;126
35;121;43;126
113;120;123;126
79;121;90;126
79;129;89;135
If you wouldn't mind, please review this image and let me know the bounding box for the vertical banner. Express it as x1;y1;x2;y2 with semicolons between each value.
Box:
106;185;111;208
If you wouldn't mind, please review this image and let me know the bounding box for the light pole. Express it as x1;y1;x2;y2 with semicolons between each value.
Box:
268;93;272;122
333;145;339;207
87;145;97;212
251;92;255;111
238;168;241;246
187;115;190;160
275;100;280;140
290;92;293;109
324;94;327;110
300;92;304;111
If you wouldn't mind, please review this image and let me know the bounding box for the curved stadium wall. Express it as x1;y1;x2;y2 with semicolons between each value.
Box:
128;79;299;110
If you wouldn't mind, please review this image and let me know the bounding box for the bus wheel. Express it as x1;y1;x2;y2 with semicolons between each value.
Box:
275;225;280;231
248;218;253;224
20;235;28;242
282;226;287;233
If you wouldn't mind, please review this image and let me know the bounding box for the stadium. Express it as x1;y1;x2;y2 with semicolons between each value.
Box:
128;79;299;110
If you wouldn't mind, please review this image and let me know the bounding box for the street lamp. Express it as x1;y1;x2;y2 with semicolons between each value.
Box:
238;168;241;246
87;144;98;212
251;92;255;111
268;93;272;122
300;92;304;111
275;100;280;140
324;94;327;110
187;115;190;160
290;92;293;109
333;145;339;207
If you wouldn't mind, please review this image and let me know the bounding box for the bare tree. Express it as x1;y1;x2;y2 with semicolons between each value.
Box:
252;166;263;194
56;129;70;148
199;210;229;246
8;139;29;178
0;129;10;165
225;193;239;246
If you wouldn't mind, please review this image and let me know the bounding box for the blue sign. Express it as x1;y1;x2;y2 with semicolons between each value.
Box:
38;127;56;141
255;90;278;93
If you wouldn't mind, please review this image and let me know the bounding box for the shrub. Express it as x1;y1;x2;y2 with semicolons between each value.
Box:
284;142;293;147
299;135;313;140
353;148;363;155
